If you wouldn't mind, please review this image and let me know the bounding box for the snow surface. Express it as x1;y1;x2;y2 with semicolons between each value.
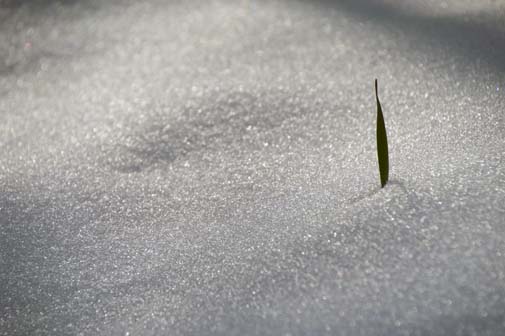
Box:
1;0;505;335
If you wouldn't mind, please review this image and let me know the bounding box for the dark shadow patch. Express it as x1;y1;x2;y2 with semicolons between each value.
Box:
308;0;505;73
108;90;317;173
0;63;16;76
413;308;505;336
0;0;82;9
0;189;64;334
0;191;57;275
348;186;380;204
0;182;132;335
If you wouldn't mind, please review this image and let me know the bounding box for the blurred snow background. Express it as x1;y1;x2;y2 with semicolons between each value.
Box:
1;0;505;335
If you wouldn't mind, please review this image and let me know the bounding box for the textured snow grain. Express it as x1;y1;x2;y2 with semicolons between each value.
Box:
1;0;505;335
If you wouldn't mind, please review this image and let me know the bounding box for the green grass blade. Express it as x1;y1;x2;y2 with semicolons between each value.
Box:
375;79;389;188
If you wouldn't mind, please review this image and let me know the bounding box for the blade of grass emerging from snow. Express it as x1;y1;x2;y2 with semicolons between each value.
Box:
375;79;389;188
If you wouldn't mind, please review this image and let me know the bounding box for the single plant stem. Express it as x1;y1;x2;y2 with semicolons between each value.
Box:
375;79;389;188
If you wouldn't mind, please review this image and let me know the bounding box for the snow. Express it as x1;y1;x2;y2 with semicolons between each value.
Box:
1;0;505;335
